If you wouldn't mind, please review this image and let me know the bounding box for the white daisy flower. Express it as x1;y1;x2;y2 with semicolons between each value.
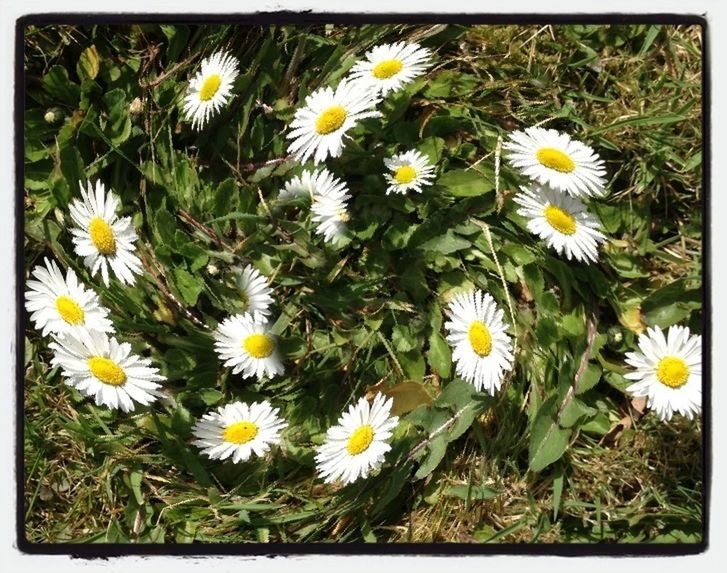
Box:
182;50;239;130
315;393;399;485
233;264;274;317
624;325;702;421
513;183;606;264
280;169;351;244
214;313;284;381
444;289;514;395
25;257;114;337
49;329;165;412
286;78;381;164
69;180;143;286
383;149;436;195
191;400;287;464
348;41;432;96
504;126;607;198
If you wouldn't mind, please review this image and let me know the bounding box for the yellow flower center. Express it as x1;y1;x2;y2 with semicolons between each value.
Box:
394;165;417;185
347;424;374;455
223;421;259;444
656;356;689;388
87;356;127;386
535;147;576;173
544;205;577;235
315;105;347;135
55;295;85;325
468;321;493;357
88;217;117;255
243;333;275;359
199;74;222;102
372;59;404;79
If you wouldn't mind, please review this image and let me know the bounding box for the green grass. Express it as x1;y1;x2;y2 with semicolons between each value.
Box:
23;22;703;544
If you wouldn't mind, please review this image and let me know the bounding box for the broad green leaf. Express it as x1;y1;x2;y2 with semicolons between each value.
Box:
444;484;499;501
384;381;435;416
529;396;573;472
42;65;80;106
427;332;452;378
437;169;494;197
414;435;448;479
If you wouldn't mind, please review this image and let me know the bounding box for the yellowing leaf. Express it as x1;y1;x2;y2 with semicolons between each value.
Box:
618;306;645;334
384;380;435;416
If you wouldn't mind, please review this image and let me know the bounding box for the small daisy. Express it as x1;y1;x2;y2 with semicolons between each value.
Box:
513;183;606;264
624;325;701;421
504;127;607;198
69;180;143;286
280;169;351;244
49;329;166;412
287;78;381;164
214;313;284;381
315;393;399;485
233;264;274;317
191;400;287;463
444;289;514;395
25;257;114;337
383;149;436;195
182;50;239;130
348;41;432;96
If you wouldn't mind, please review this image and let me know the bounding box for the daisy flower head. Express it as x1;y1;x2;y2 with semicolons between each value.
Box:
233;264;274;317
286;78;381;164
280;169;351;244
191;400;287;464
383;149;436;195
25;257;114;337
49;329;165;412
182;50;239;130
348;41;432;96
444;289;514;395
69;180;143;286
513;183;606;264
315;393;399;485
504;126;607;198
624;325;701;421
213;312;284;381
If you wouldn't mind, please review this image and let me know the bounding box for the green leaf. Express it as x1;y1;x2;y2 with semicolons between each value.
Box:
529;396;573;472
436;378;477;410
444;484;499;501
77;45;100;81
437;169;495;197
417;230;471;255
384;381;435;416
427;332;452;378
576;363;602;394
103;88;132;145
174;267;203;306
415;435;447;479
42;65;80;106
558;397;597;428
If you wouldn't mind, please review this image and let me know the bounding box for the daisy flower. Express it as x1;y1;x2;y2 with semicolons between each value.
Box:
233;264;274;317
25;257;114;337
348;41;432;96
444;289;514;395
191;400;287;463
504;126;607;198
286;78;381;164
49;329;165;412
624;325;701;421
383;149;436;195
69;180;143;286
182;50;239;130
214;313;284;381
315;393;399;485
513;183;606;264
280;169;351;244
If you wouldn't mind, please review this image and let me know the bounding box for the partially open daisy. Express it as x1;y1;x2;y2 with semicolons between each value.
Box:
444;289;514;395
383;149;436;195
287;78;381;164
182;50;239;130
624;325;701;421
348;41;432;96
69;180;143;286
280;169;351;244
191;400;287;463
233;264;274;317
504;127;607;198
25;257;114;337
315;393;398;485
49;329;165;412
214;313;283;381
513;183;606;264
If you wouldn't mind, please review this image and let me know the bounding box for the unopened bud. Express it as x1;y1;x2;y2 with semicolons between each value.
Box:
44;107;63;124
129;97;143;115
206;263;219;276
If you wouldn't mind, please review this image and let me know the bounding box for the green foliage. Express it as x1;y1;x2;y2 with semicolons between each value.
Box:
23;22;702;545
